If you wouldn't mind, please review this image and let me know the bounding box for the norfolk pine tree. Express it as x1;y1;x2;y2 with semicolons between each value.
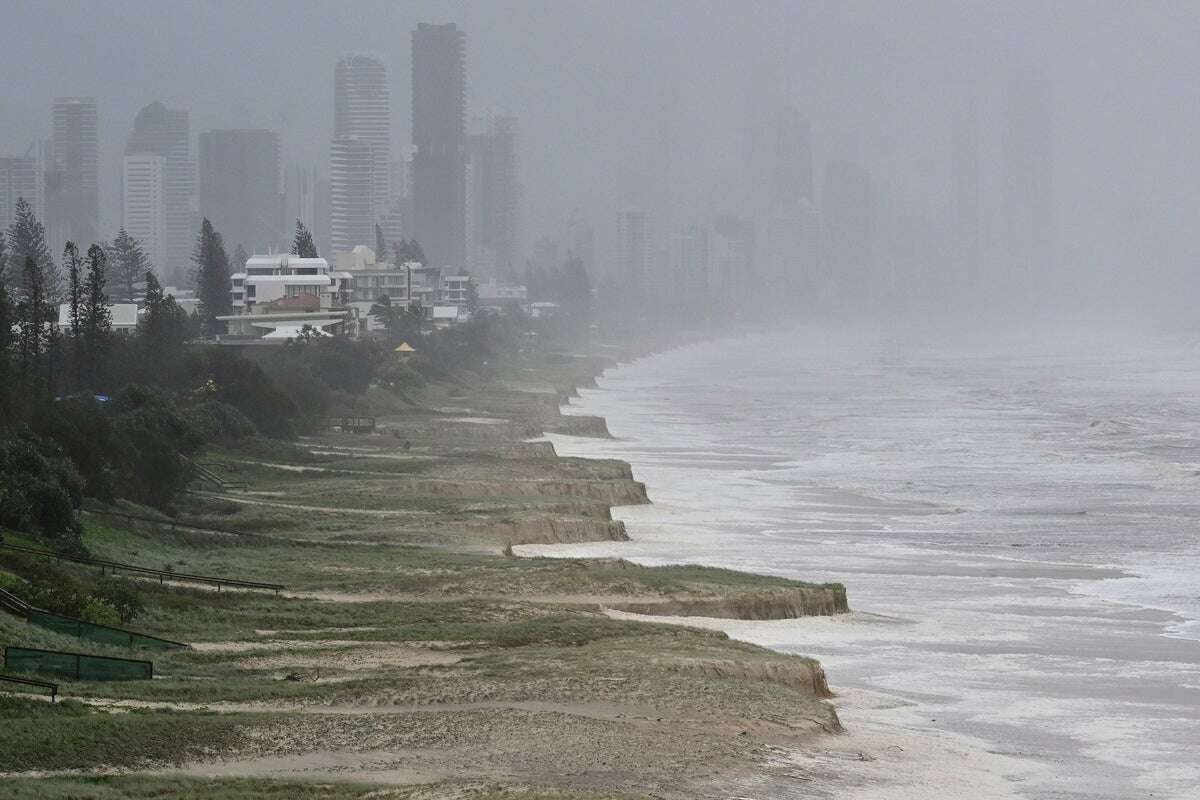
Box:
193;218;232;338
109;227;152;303
291;219;318;258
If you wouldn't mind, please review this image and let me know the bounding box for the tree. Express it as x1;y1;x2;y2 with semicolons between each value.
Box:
138;271;191;386
232;243;249;273
375;224;387;262
6;196;59;301
393;238;425;265
192;218;232;337
63;242;85;391
81;244;112;391
291;220;318;258
108;227;151;303
0;235;14;425
16;256;48;382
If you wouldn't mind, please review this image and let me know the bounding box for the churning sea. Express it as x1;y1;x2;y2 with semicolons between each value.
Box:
524;327;1200;800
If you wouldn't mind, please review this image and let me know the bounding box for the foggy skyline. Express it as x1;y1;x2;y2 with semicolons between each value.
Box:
3;1;1200;319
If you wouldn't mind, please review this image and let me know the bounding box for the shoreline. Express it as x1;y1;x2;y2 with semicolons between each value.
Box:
525;351;1039;798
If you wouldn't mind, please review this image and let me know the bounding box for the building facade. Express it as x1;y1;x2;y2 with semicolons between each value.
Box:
125;101;194;278
334;55;391;224
121;154;168;269
198;129;286;256
0;146;43;232
222;253;353;340
411;22;467;268
47;97;99;254
467;114;520;278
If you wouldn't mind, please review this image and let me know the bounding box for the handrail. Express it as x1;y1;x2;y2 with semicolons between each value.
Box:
0;587;32;618
0;541;284;594
0;673;58;702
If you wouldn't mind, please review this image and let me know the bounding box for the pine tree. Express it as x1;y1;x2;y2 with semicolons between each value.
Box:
0;236;13;424
16;256;47;373
394;238;426;265
81;244;112;390
192;218;232;337
291;220;318;258
232;244;249;273
108;227;152;303
63;242;85;391
375;224;386;262
6;196;59;301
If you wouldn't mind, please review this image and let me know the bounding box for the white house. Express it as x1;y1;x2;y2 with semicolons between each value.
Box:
219;254;355;341
58;303;140;333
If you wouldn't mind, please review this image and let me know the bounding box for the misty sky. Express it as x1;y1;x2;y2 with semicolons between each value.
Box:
3;1;1200;313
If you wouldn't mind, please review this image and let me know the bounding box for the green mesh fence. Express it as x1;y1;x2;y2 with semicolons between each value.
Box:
26;610;186;651
5;646;153;681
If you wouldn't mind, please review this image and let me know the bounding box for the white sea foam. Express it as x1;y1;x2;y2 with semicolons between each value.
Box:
522;332;1200;799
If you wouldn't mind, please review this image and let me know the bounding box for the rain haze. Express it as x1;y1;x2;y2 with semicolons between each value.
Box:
2;3;1200;800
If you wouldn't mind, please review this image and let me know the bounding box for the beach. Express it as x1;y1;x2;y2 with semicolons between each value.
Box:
523;330;1200;799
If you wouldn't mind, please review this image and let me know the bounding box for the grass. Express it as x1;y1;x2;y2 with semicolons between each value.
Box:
2;776;649;799
0;695;260;772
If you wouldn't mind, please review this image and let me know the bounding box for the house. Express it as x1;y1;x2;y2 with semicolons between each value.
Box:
57;303;140;333
218;254;355;342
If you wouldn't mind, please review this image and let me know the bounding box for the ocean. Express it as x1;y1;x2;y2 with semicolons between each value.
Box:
522;329;1200;799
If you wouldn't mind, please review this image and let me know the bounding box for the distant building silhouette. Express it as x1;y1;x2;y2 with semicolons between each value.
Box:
411;22;467;268
467;114;520;278
125;101;194;278
616;208;650;297
47;97;99;254
331;54;391;254
823;160;875;301
198;129;285;255
0;145;43;232
121;154;167;269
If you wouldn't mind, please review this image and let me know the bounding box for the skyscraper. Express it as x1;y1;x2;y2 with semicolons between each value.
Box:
411;22;466;268
125;101;194;278
333;54;390;223
467;114;520;278
122;154;167;269
46;97;99;254
0;144;43;232
329;136;376;255
198;129;285;255
616;208;650;294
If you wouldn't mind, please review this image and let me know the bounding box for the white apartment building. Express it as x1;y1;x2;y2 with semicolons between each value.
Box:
122;154;167;268
220;254;354;341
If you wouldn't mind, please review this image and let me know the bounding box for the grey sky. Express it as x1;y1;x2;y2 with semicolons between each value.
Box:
2;1;1199;314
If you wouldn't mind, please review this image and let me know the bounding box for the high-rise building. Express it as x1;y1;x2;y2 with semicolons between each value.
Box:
329;136;376;255
467;114;520;278
46;97;99;254
125;101;194;277
333;55;390;222
198;129;285;255
285;164;319;236
121;154;167;269
0;144;43;232
564;213;595;277
411;22;466;268
616;208;650;294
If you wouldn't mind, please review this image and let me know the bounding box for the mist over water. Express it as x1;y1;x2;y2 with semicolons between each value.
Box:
531;326;1200;799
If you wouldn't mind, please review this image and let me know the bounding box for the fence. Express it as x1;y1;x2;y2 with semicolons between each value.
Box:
0;540;284;594
0;673;58;701
323;416;376;433
5;646;153;681
26;609;186;651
